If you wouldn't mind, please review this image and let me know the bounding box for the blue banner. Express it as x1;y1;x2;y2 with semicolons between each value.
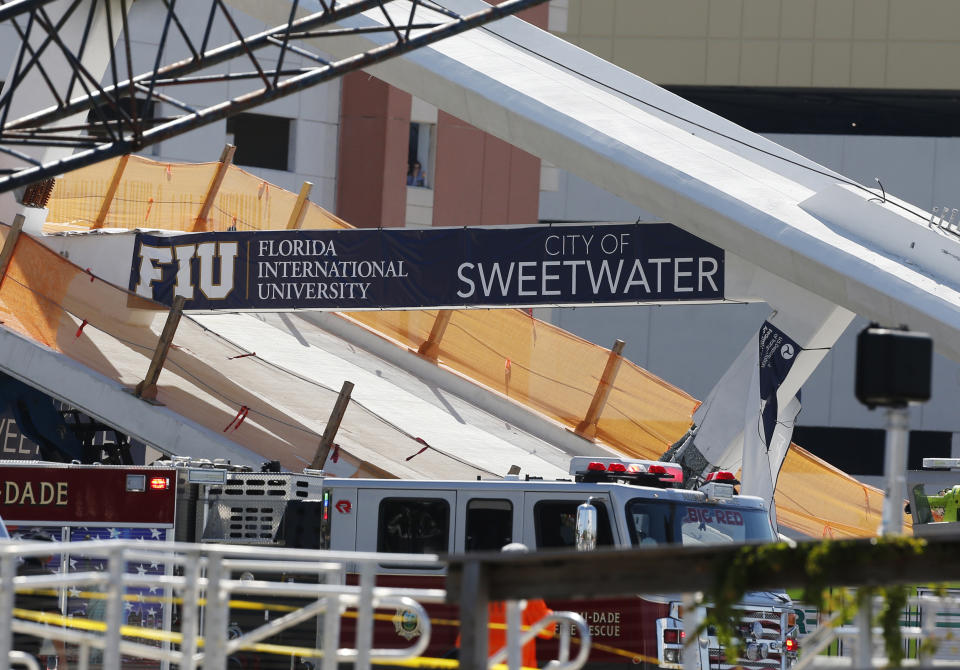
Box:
129;223;724;310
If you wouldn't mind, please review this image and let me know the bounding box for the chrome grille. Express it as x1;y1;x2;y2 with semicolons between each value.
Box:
200;473;324;544
708;606;794;670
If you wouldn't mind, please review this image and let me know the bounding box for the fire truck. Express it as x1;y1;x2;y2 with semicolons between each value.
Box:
0;456;799;670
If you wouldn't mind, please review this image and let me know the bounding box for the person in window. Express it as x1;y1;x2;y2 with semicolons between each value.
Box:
406;162;425;187
455;543;553;668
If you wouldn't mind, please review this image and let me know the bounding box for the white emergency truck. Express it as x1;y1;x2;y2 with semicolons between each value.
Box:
0;456;800;669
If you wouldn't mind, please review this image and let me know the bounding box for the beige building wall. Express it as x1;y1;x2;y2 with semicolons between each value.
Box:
558;0;960;89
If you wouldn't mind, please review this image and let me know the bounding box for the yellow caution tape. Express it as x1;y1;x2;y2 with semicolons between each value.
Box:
14;608;181;643
15;594;655;664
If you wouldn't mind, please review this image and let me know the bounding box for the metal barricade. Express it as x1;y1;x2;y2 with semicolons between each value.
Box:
489;607;589;670
0;539;445;670
793;592;960;668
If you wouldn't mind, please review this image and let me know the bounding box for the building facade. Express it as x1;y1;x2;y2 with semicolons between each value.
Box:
4;0;959;484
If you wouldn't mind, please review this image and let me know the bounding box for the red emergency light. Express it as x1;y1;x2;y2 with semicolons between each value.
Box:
149;477;170;490
705;471;738;483
784;637;798;653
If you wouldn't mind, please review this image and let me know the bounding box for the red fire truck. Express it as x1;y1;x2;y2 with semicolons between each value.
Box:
1;457;799;670
0;463;181;669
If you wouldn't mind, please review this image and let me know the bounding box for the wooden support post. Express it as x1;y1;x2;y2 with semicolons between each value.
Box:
310;381;355;469
286;181;313;229
574;339;625;439
135;295;186;401
0;214;25;282
93;154;130;229
416;310;453;359
193;144;236;232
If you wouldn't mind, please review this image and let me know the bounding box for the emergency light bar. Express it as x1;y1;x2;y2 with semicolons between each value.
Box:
699;470;740;499
704;470;739;485
569;457;683;486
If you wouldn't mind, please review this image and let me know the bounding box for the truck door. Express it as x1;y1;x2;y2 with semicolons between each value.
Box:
523;492;619;550
326;484;359;551
356;488;456;561
455;491;524;553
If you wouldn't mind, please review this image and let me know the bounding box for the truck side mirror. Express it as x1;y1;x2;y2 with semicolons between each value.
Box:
575;498;598;551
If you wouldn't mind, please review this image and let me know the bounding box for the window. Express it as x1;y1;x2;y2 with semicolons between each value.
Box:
667;86;960;137
377;498;449;554
676;505;775;546
465;498;513;551
794;426;951;476
406;122;433;188
625;502;671;547
625;499;777;548
534;500;614;549
226;113;291;171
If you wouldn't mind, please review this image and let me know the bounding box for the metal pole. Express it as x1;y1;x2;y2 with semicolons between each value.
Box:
505;600;522;670
103;546;125;670
854;591;873;668
160;539;173;670
204;552;229;669
881;407;910;535
919;595;935;666
77;643;90;670
322;593;340;670
459;561;490;670
180;554;200;670
355;561;374;670
0;554;15;670
682;592;703;670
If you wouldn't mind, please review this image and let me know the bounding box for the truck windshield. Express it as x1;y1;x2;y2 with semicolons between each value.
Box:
627;500;776;547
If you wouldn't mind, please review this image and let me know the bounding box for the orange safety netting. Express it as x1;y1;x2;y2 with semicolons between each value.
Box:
340;309;899;537
342;309;697;456
42;154;891;537
46;155;350;233
0;229;474;479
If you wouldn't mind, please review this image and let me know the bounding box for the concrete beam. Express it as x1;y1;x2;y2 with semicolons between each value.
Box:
0;325;266;465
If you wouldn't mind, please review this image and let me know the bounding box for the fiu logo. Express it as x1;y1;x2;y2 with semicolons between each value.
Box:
135;241;238;302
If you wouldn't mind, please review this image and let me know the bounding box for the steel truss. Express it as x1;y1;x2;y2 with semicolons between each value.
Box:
0;0;548;194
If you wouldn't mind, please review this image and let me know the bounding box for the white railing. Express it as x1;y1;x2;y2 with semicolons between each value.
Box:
490;607;589;670
794;593;960;669
1;539;591;670
0;540;445;670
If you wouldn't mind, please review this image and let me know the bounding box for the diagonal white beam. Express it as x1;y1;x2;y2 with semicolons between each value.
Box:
0;325;266;465
229;0;960;361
